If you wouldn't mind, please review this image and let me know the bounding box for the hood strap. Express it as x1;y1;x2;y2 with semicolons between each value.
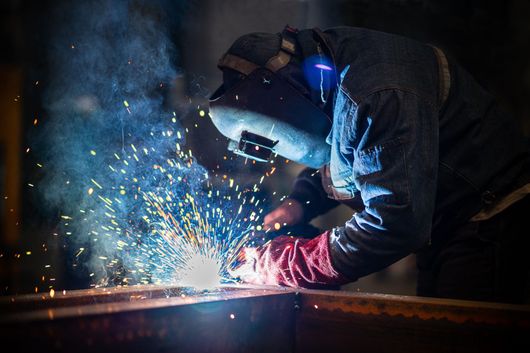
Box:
218;25;299;75
217;53;259;75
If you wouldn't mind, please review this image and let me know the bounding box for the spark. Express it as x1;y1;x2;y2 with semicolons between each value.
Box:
42;106;284;292
123;100;131;114
64;136;267;290
91;179;103;189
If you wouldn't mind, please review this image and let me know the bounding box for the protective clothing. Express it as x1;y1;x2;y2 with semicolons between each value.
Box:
286;27;530;285
235;231;349;288
216;26;530;300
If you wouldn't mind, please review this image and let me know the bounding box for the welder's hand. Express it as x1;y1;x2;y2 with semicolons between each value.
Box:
263;198;304;231
228;248;261;284
230;232;350;289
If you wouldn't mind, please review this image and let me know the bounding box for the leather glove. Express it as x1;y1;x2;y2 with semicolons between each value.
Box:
230;231;350;289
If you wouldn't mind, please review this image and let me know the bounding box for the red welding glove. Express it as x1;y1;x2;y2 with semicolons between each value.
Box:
231;231;350;289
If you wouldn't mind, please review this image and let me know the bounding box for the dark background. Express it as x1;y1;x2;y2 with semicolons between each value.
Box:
1;0;529;296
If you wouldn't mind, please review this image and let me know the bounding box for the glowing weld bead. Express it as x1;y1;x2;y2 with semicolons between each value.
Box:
179;253;222;290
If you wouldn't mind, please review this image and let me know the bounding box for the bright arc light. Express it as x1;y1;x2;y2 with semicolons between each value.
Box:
179;253;222;290
314;63;333;71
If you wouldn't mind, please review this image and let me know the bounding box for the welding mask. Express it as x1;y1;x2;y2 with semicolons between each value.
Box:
208;27;333;169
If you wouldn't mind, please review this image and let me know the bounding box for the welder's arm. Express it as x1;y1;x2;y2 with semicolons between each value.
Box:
231;232;349;288
328;89;439;281
234;90;438;288
288;167;340;222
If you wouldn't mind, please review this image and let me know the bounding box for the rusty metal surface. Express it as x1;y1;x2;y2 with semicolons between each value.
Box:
0;287;296;353
2;285;530;353
295;289;530;353
0;284;246;313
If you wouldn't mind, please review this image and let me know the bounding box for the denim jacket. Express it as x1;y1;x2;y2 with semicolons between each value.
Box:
289;27;530;281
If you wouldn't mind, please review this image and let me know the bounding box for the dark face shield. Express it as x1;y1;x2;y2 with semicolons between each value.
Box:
208;68;332;169
228;130;279;162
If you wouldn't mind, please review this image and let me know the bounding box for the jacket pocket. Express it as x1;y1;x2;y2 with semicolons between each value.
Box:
353;137;410;205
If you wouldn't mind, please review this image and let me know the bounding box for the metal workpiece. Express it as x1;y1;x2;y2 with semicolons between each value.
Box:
295;289;530;353
0;284;243;314
1;285;529;353
0;285;296;353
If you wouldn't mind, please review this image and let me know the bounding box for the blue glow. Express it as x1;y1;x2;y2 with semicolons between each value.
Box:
302;55;335;92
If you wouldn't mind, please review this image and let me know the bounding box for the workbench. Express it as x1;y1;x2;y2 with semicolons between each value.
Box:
1;285;529;352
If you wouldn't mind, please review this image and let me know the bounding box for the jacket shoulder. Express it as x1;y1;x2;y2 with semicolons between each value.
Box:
323;27;439;104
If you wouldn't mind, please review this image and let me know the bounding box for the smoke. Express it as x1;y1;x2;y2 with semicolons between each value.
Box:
38;0;205;286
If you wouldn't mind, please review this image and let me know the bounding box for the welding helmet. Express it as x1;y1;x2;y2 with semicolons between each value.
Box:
208;26;334;169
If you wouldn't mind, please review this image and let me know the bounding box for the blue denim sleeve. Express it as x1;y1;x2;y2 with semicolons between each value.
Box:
329;89;439;280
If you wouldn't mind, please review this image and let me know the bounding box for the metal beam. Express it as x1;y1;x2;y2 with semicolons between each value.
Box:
1;284;227;313
2;285;530;353
295;289;530;353
1;287;296;353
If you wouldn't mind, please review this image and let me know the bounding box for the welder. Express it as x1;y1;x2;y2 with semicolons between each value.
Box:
208;25;530;303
